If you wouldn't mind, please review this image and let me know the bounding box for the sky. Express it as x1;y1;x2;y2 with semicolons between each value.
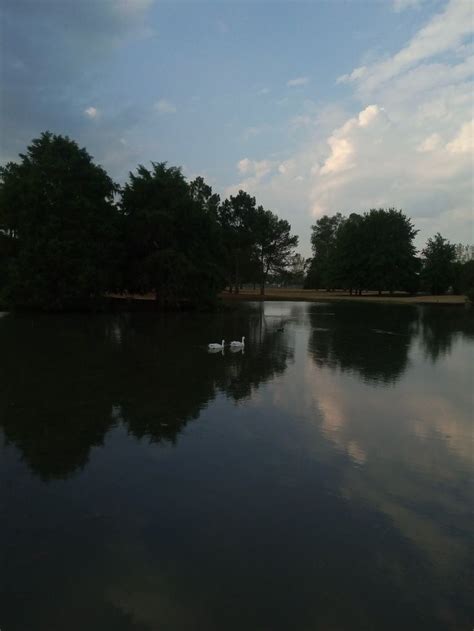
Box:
1;0;472;256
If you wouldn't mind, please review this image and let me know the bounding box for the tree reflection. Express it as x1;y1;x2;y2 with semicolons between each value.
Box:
0;307;292;479
420;305;474;362
308;303;418;384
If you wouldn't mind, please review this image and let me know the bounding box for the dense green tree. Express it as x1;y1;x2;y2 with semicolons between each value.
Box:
308;213;344;290
306;208;419;295
0;132;118;309
121;163;224;308
252;206;298;295
333;212;367;295
218;190;258;293
362;208;418;294
421;233;456;295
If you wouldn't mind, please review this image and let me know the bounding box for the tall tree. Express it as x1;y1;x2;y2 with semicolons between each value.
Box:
421;233;456;295
218;190;257;293
362;208;418;294
333;212;367;295
308;213;344;290
252;207;299;295
0;132;118;310
121;163;224;307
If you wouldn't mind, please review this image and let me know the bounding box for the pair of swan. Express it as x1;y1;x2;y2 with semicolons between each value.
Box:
208;336;245;350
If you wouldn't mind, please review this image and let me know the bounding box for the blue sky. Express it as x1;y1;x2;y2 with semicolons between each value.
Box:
1;0;472;256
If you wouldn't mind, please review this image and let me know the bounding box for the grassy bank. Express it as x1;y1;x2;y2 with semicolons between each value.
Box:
220;288;468;305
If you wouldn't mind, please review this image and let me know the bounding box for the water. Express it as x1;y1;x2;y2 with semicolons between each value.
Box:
1;302;473;631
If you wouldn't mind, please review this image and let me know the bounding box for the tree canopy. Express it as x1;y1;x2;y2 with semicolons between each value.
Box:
0;132;118;310
421;233;456;295
306;208;419;295
0;133;300;310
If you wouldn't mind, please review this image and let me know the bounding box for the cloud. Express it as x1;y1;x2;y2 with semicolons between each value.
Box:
287;76;310;87
417;133;441;153
339;0;473;97
446;120;474;153
226;1;473;255
0;0;154;163
154;99;177;114
84;106;99;119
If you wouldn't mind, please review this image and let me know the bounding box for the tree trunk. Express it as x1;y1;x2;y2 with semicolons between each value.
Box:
378;289;382;296
234;255;240;294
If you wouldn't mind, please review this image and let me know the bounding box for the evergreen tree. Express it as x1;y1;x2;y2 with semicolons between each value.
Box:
0;132;118;310
421;233;456;295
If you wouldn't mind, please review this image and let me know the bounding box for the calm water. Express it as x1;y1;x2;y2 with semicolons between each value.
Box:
1;302;473;631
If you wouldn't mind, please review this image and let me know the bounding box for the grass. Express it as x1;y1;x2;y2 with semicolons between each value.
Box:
220;288;468;305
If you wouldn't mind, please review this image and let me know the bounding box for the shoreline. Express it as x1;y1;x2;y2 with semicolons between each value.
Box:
219;288;468;306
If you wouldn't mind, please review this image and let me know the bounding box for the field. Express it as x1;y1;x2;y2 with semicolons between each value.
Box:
220;288;467;305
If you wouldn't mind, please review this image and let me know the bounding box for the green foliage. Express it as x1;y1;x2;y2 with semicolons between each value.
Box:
252;206;299;294
120;163;225;308
218;190;258;293
306;208;419;294
0;132;118;310
362;208;418;293
308;213;344;289
421;233;456;295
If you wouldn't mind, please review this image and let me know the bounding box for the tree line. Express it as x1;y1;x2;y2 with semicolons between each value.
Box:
305;210;474;299
0;132;298;310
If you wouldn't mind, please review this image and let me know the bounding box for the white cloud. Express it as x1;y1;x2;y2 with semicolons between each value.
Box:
84;106;99;119
287;76;310;87
257;87;270;95
339;0;473;98
226;1;474;255
417;133;441;152
446;120;474;153
154;99;176;114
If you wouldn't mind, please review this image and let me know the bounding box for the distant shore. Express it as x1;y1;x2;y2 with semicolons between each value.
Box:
220;288;468;305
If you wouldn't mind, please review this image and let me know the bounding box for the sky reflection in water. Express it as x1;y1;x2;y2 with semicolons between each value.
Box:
1;302;473;630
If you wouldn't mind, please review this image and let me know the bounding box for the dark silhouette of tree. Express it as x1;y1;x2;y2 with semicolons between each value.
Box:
421;233;456;295
252;206;298;295
121;163;224;308
333;212;367;295
308;303;418;384
420;305;474;362
0;307;293;479
307;213;344;290
0;132;119;310
218;191;257;293
362;208;418;294
305;209;419;295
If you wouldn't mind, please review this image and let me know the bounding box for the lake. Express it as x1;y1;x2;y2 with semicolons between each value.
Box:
1;302;473;630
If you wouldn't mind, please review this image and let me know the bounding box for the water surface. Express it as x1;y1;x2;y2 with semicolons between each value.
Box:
1;302;473;630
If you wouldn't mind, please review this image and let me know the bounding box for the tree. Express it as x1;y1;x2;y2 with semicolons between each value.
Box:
0;132;118;310
252;207;298;295
308;213;344;290
421;233;456;295
120;163;224;307
362;208;418;295
333;212;367;295
284;253;307;286
218;190;257;293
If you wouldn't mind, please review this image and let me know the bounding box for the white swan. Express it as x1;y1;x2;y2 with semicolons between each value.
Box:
230;336;245;347
208;339;225;350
